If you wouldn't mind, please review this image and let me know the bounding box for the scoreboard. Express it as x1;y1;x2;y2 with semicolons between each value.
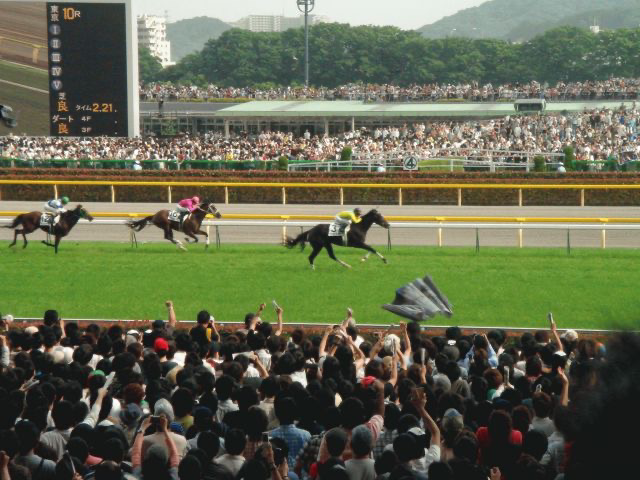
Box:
45;1;137;137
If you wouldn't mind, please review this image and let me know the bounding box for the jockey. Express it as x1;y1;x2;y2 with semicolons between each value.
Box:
43;196;69;225
334;208;362;245
176;196;200;223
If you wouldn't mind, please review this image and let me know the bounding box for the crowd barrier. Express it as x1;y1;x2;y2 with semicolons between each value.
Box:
2;179;640;206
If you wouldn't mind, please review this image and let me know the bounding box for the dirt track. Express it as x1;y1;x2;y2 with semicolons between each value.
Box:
0;2;47;68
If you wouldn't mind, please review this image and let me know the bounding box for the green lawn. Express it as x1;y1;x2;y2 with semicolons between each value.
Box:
0;60;49;136
2;243;639;330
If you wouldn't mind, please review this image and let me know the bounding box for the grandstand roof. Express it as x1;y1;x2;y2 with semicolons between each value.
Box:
214;100;639;119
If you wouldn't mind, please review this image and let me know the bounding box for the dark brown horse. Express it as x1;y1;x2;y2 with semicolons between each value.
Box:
6;205;94;254
127;201;221;250
285;209;390;269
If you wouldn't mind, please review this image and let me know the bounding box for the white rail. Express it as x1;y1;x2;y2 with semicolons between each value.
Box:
1;217;639;249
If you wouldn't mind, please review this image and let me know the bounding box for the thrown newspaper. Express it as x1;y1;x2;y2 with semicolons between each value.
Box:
382;274;453;322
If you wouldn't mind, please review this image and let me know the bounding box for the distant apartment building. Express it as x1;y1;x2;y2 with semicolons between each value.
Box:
233;14;330;33
137;14;174;67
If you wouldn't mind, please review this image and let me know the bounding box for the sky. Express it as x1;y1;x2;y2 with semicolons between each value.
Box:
136;0;487;30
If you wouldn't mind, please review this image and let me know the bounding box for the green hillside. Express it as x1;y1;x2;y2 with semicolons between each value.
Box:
167;16;233;62
417;0;640;41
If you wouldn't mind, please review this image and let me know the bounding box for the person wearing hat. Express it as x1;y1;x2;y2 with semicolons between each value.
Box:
333;208;362;246
176;195;201;225
43;195;70;226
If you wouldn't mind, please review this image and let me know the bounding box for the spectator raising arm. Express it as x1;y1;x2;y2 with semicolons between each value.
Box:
166;300;177;328
558;367;570;406
411;387;441;448
274;305;283;336
400;322;412;359
549;314;564;352
369;331;386;360
346;332;366;372
319;326;332;357
341;307;353;329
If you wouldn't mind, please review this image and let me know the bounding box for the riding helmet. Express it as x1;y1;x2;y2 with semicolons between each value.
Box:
192;196;200;203
354;208;362;216
61;196;70;204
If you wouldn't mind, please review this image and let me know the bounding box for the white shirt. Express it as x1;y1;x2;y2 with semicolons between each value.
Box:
215;454;245;476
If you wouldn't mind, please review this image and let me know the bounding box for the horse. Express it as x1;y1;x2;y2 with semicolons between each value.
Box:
6;205;94;254
127;201;221;250
285;209;390;269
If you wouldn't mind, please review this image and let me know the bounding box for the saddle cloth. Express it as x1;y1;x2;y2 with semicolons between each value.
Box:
168;210;182;222
328;222;346;237
40;213;54;227
169;210;191;230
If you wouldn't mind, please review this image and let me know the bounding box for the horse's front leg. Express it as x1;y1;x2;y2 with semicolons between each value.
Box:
359;243;387;264
54;236;61;254
194;228;209;249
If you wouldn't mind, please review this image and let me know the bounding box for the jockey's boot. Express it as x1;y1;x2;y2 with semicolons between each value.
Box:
342;231;348;246
52;214;59;226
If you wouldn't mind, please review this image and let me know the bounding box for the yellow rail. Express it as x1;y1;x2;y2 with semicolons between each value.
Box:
1;211;639;224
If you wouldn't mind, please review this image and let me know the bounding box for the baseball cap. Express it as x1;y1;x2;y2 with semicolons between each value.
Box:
361;376;377;388
154;337;169;353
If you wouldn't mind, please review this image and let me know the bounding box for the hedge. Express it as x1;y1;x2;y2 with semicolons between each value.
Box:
2;169;640;206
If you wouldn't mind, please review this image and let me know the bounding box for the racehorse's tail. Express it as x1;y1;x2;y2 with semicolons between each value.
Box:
5;215;23;229
128;216;152;232
285;231;309;251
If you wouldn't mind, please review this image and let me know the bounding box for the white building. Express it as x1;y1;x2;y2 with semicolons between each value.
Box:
137;15;174;67
234;14;329;33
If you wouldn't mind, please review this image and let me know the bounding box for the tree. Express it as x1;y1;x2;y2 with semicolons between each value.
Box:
138;47;163;83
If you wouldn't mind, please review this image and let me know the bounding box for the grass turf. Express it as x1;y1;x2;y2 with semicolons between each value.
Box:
0;60;49;136
2;242;639;330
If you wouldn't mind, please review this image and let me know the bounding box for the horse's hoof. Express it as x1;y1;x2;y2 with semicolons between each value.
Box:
383;258;388;264
361;258;366;262
310;264;315;271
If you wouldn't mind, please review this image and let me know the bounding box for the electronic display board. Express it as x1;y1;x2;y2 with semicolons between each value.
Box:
47;3;128;136
0;0;138;137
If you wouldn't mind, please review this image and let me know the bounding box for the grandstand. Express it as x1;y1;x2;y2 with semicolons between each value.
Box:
140;99;639;137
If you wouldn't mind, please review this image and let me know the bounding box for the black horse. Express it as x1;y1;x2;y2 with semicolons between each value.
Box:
285;209;390;269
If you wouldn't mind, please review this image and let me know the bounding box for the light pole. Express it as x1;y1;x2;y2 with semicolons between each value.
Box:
297;0;315;87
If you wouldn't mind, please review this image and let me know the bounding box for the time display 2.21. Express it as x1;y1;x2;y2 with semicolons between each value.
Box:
47;3;128;137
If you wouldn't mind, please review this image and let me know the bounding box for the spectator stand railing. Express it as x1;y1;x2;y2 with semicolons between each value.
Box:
2;317;628;337
1;179;640;207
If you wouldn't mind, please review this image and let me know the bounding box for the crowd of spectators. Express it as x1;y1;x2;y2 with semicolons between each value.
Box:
0;302;636;480
3;106;640;165
139;78;640;103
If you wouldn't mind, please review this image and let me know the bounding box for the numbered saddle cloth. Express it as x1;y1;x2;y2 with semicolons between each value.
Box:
40;213;54;227
328;222;346;237
168;210;183;222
